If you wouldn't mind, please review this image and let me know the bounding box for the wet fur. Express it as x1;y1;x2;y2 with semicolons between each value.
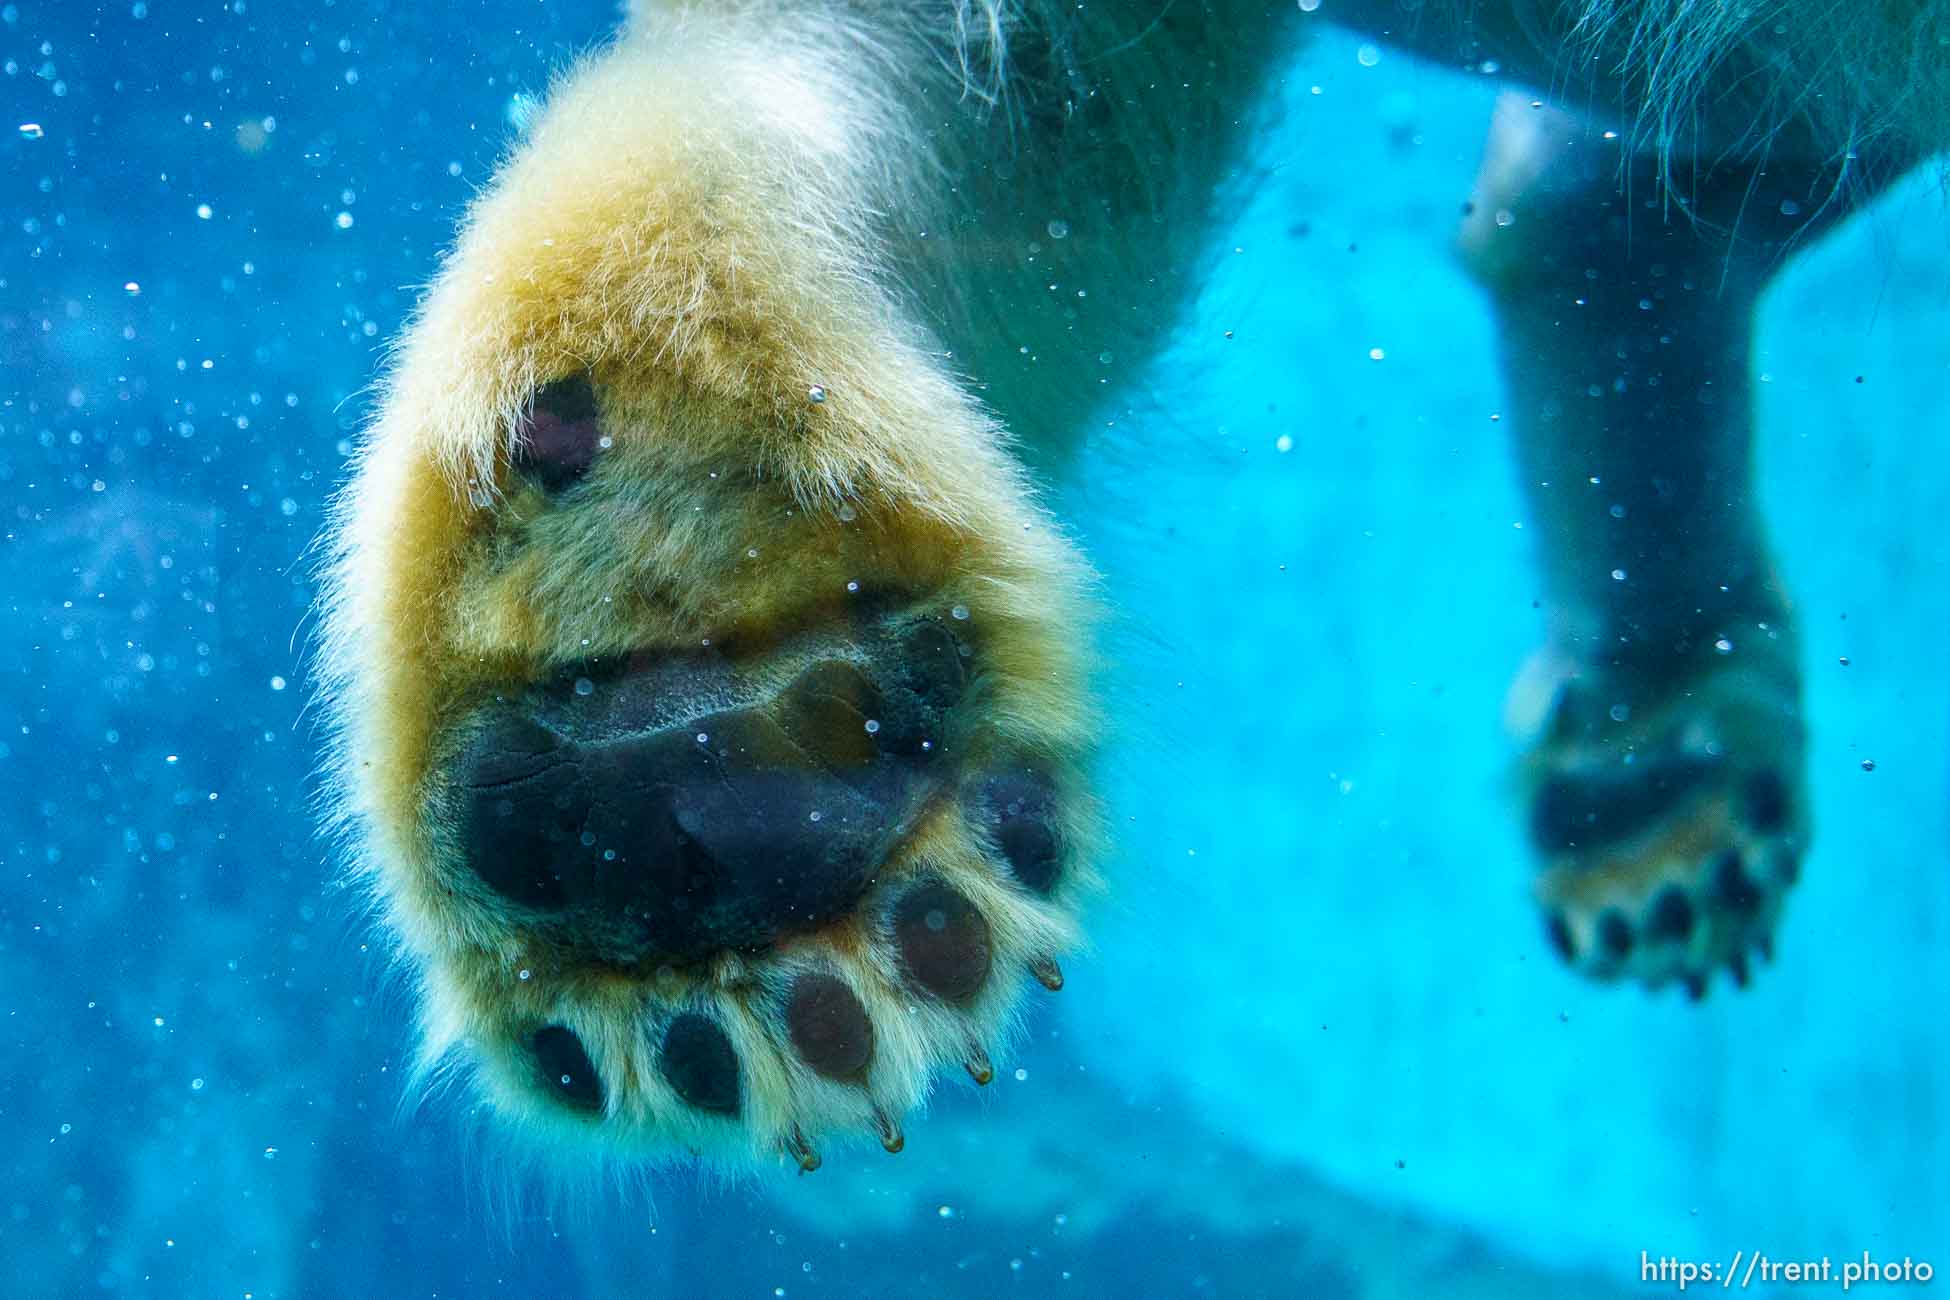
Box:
319;0;1948;1168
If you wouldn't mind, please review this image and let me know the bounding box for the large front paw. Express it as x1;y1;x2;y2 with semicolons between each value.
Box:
1513;630;1807;998
319;46;1097;1170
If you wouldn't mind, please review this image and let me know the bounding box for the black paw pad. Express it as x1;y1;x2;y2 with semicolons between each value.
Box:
774;661;886;775
1740;770;1790;834
1596;909;1634;962
659;1014;741;1116
530;1024;604;1115
785;973;874;1081
455;689;924;962
1644;886;1696;945
1529;757;1712;853
977;768;1063;893
892;882;992;1003
893;620;969;717
1544;911;1575;962
512;373;604;490
1710;850;1764;915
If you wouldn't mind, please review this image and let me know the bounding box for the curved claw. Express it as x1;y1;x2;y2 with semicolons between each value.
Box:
964;1043;994;1086
786;1124;821;1174
872;1106;904;1155
1029;956;1064;991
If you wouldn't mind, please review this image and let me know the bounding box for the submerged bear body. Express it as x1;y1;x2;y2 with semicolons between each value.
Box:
318;0;1947;1167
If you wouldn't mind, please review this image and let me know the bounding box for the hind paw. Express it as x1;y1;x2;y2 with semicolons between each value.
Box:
321;48;1096;1169
1513;636;1807;997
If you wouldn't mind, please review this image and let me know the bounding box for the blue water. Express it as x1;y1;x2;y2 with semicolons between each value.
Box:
4;4;1944;1296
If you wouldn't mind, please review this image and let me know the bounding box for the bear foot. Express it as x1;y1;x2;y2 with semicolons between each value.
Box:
319;37;1099;1170
1512;630;1807;998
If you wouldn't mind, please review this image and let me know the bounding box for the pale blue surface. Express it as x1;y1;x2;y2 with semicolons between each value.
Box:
2;5;1943;1295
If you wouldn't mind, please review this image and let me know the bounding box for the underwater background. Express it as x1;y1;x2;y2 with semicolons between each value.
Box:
3;2;1944;1296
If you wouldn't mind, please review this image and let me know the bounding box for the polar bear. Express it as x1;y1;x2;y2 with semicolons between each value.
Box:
318;0;1941;1169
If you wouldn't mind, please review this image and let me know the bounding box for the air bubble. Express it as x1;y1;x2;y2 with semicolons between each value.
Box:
518;969;531;980
1714;638;1734;654
573;677;594;696
846;580;859;593
1046;219;1070;239
950;604;970;620
806;384;826;404
864;719;880;735
808;810;822;822
836;503;856;522
17;122;43;139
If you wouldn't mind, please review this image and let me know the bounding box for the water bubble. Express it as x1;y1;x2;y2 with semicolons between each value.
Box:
950;604;970;621
269;676;287;691
123;281;141;295
1714;638;1734;655
17;122;43;139
1013;1068;1028;1081
195;203;213;220
263;1147;277;1160
518;969;531;980
1356;43;1381;67
808;810;822;823
335;211;353;229
1046;219;1070;240
696;732;709;744
1861;759;1876;772
846;580;859;593
1368;347;1385;361
806;384;826;404
573;677;594;696
1610;568;1627;581
1609;503;1627;518
836;503;856;522
747;548;759;559
864;719;880;734
1275;434;1293;453
1608;703;1630;722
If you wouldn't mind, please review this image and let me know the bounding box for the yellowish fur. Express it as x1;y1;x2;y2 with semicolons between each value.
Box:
319;8;1099;1169
320;0;1950;1173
